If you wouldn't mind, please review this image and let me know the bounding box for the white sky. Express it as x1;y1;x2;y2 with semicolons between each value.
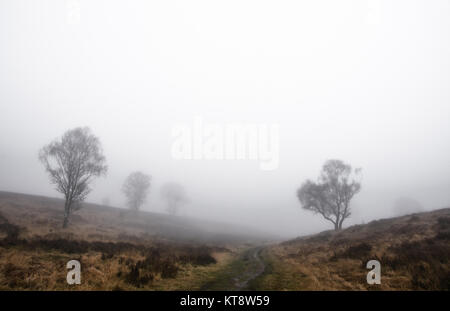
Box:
0;0;449;237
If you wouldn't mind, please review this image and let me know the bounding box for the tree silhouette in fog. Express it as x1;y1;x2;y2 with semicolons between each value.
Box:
122;171;151;212
160;182;188;216
297;159;361;230
39;127;107;228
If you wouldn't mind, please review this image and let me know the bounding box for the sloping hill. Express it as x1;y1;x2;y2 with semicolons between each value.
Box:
0;191;268;290
0;191;269;245
252;208;450;290
2;191;448;291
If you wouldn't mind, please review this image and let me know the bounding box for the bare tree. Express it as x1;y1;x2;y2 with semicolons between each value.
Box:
39;127;107;228
160;182;188;215
122;171;151;211
297;159;361;230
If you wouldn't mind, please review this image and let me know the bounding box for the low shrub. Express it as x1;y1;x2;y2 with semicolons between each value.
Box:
341;243;372;259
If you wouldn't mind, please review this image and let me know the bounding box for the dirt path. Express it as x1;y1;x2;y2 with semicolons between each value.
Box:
233;247;266;289
200;246;267;290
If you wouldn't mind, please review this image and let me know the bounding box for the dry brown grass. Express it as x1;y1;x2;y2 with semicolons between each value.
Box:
257;208;450;290
0;191;247;290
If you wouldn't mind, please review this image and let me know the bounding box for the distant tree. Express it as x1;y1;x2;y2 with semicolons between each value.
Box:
297;159;361;230
160;182;188;215
39;127;107;228
393;197;424;216
122;172;151;211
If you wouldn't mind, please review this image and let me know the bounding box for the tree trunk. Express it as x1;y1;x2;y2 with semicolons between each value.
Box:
62;213;69;228
63;200;70;228
335;213;340;231
338;217;345;230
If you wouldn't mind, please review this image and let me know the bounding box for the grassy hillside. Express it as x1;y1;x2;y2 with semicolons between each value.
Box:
1;191;448;291
0;191;269;244
251;208;450;290
0;191;266;290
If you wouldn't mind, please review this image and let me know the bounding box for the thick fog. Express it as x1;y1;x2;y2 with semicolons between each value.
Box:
1;0;449;237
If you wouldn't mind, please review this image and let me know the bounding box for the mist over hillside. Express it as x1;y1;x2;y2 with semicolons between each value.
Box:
0;0;449;294
1;1;449;238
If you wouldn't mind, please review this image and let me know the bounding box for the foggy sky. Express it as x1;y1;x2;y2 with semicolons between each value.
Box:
1;0;449;237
